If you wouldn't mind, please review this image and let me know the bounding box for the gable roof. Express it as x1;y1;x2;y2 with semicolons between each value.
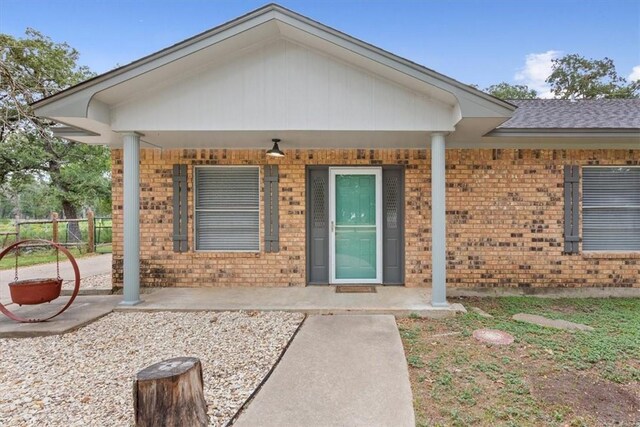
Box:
31;3;638;149
499;99;640;130
32;3;514;120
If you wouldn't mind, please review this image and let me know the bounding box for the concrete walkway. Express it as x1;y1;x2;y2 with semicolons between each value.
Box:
0;254;112;304
115;286;465;318
235;315;415;427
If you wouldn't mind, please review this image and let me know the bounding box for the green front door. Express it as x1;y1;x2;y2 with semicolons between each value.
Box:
330;168;382;283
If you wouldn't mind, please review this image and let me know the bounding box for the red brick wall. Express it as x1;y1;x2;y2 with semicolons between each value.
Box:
446;149;639;288
111;148;639;289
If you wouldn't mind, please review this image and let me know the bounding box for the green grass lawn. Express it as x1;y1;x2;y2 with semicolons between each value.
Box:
399;297;640;427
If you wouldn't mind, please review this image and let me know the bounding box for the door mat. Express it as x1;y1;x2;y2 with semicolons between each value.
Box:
335;285;377;293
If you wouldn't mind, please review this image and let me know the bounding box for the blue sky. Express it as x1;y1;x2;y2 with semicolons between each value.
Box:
1;0;638;95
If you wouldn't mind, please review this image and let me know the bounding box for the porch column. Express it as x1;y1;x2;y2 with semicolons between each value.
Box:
431;132;448;307
120;132;141;306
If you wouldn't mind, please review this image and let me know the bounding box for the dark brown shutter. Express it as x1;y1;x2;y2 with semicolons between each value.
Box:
264;165;279;253
172;164;188;252
563;165;580;254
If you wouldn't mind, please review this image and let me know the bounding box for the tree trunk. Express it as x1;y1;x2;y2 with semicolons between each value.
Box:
61;200;81;243
48;159;81;243
134;357;208;427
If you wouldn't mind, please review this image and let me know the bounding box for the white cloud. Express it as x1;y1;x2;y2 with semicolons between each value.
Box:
514;50;562;99
628;65;640;82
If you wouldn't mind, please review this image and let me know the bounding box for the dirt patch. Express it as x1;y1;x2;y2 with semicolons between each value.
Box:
399;317;555;426
402;298;640;426
531;371;640;426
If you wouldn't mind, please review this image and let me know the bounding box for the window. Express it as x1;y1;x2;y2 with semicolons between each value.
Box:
194;166;260;251
582;167;640;251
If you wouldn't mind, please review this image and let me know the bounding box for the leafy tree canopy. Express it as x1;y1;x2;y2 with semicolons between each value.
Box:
485;82;538;100
0;29;111;222
546;54;640;99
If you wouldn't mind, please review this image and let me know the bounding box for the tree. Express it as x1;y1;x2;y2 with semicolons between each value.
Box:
546;54;640;99
1;178;58;219
0;29;111;236
485;82;538;100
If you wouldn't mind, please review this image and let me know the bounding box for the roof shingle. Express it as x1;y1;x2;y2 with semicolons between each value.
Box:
498;99;640;129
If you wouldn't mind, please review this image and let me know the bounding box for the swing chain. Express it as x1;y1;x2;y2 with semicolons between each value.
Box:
11;242;62;282
56;246;61;280
14;244;19;282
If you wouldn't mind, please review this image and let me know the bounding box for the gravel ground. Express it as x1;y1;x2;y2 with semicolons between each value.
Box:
62;273;112;291
0;311;304;426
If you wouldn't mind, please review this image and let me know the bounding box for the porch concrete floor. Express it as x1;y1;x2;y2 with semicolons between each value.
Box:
114;286;466;318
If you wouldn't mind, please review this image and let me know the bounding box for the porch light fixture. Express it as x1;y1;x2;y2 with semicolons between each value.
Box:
266;138;285;157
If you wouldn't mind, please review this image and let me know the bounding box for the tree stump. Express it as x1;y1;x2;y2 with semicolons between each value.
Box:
134;357;208;427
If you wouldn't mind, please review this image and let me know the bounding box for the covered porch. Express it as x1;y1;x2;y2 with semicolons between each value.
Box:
32;4;516;309
114;132;465;309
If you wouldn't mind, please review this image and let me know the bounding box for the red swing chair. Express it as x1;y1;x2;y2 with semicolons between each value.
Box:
0;239;80;323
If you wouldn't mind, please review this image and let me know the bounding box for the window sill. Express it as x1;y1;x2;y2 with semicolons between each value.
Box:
582;251;640;259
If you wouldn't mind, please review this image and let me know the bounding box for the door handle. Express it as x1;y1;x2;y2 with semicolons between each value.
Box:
331;221;335;233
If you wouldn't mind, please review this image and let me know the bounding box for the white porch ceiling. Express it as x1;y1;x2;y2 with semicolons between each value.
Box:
117;130;435;149
107;129;639;150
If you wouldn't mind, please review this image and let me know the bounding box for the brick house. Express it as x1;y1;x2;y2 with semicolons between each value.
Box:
33;5;640;307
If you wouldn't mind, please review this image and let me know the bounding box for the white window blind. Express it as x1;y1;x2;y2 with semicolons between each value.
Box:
582;167;640;251
195;166;259;251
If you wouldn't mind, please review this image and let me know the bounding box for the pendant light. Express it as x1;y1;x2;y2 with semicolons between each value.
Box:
266;138;284;157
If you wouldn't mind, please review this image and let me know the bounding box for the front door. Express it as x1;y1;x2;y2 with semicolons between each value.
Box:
329;167;382;284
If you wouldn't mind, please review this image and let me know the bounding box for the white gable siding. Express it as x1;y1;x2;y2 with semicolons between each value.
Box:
110;39;456;132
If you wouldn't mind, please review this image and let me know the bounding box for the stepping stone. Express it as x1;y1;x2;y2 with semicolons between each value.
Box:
471;307;493;318
512;313;594;331
472;329;514;345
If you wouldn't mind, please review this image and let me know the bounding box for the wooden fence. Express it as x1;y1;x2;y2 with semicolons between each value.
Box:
0;209;112;252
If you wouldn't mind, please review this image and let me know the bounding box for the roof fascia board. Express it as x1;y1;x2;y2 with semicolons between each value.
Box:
51;126;99;137
488;128;640;138
448;139;640;149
